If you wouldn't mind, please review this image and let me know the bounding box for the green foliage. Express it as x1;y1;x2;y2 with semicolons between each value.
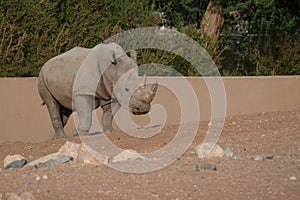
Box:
153;0;208;29
220;0;300;75
0;0;159;77
0;0;299;77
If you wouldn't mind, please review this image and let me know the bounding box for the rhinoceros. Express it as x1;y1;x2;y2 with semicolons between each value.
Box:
38;42;158;139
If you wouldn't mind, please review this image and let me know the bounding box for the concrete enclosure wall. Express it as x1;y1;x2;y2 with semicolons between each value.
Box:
1;76;299;143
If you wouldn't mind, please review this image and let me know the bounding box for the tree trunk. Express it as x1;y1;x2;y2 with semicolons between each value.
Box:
202;0;224;40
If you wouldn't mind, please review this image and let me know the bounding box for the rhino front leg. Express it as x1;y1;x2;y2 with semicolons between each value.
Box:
101;100;120;133
74;95;94;135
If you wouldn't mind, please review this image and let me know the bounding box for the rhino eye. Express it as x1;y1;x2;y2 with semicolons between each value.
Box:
125;88;129;91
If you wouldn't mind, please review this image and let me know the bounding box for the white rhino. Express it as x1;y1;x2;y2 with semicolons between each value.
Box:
38;42;158;139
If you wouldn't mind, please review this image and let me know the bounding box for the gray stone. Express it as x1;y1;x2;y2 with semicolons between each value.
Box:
196;163;217;171
27;141;79;167
27;141;110;168
5;159;27;169
253;156;265;161
252;155;274;161
224;147;234;158
111;149;146;163
3;193;21;200
28;166;37;170
196;142;224;159
55;155;73;163
264;155;274;159
77;145;109;165
27;152;59;167
40;155;73;168
58;141;81;160
19;192;36;200
4;154;26;168
27;141;80;167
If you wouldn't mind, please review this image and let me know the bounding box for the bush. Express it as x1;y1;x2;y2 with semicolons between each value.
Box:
0;0;159;77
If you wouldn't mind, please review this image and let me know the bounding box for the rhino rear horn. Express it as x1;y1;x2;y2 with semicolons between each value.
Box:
130;50;137;62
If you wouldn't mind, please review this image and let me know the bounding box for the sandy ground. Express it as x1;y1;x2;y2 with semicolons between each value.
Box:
0;109;299;200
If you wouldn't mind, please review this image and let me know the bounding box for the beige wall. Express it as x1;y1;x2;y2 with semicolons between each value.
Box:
1;76;299;143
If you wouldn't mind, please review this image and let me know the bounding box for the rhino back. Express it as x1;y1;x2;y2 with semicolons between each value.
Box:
40;47;91;109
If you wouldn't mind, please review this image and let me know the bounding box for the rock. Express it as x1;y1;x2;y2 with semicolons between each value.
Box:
77;145;109;165
3;193;21;200
42;175;48;180
58;141;81;160
224;147;234;158
19;192;36;200
111;149;146;163
40;155;73;168
27;152;59;167
264;155;274;159
4;154;26;169
253;156;265;161
27;141;80;167
289;176;296;180
5;159;27;169
28;166;37;170
252;155;274;161
27;141;111;168
196;143;224;159
195;163;217;171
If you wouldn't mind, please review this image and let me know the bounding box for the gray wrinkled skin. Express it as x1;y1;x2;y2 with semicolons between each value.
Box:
38;43;158;139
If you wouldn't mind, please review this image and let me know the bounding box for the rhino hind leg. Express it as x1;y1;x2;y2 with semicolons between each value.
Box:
38;79;67;139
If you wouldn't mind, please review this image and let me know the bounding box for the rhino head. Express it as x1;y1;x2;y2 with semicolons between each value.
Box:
129;75;158;115
112;51;158;115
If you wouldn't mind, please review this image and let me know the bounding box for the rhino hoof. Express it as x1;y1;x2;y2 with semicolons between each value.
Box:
103;128;116;134
72;129;92;137
53;133;67;140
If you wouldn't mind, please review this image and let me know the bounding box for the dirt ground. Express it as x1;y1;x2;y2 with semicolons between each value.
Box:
0;109;299;200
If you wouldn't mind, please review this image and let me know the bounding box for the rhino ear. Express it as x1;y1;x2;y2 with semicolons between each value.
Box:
130;50;137;62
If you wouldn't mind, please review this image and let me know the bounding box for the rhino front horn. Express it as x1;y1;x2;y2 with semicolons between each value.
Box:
139;74;147;88
151;82;158;95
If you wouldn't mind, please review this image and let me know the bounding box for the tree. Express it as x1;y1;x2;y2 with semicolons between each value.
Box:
201;0;224;40
0;0;299;77
0;0;159;77
220;0;300;75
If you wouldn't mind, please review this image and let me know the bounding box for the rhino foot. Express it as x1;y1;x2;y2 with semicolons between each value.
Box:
52;132;67;140
103;127;117;134
72;129;91;137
